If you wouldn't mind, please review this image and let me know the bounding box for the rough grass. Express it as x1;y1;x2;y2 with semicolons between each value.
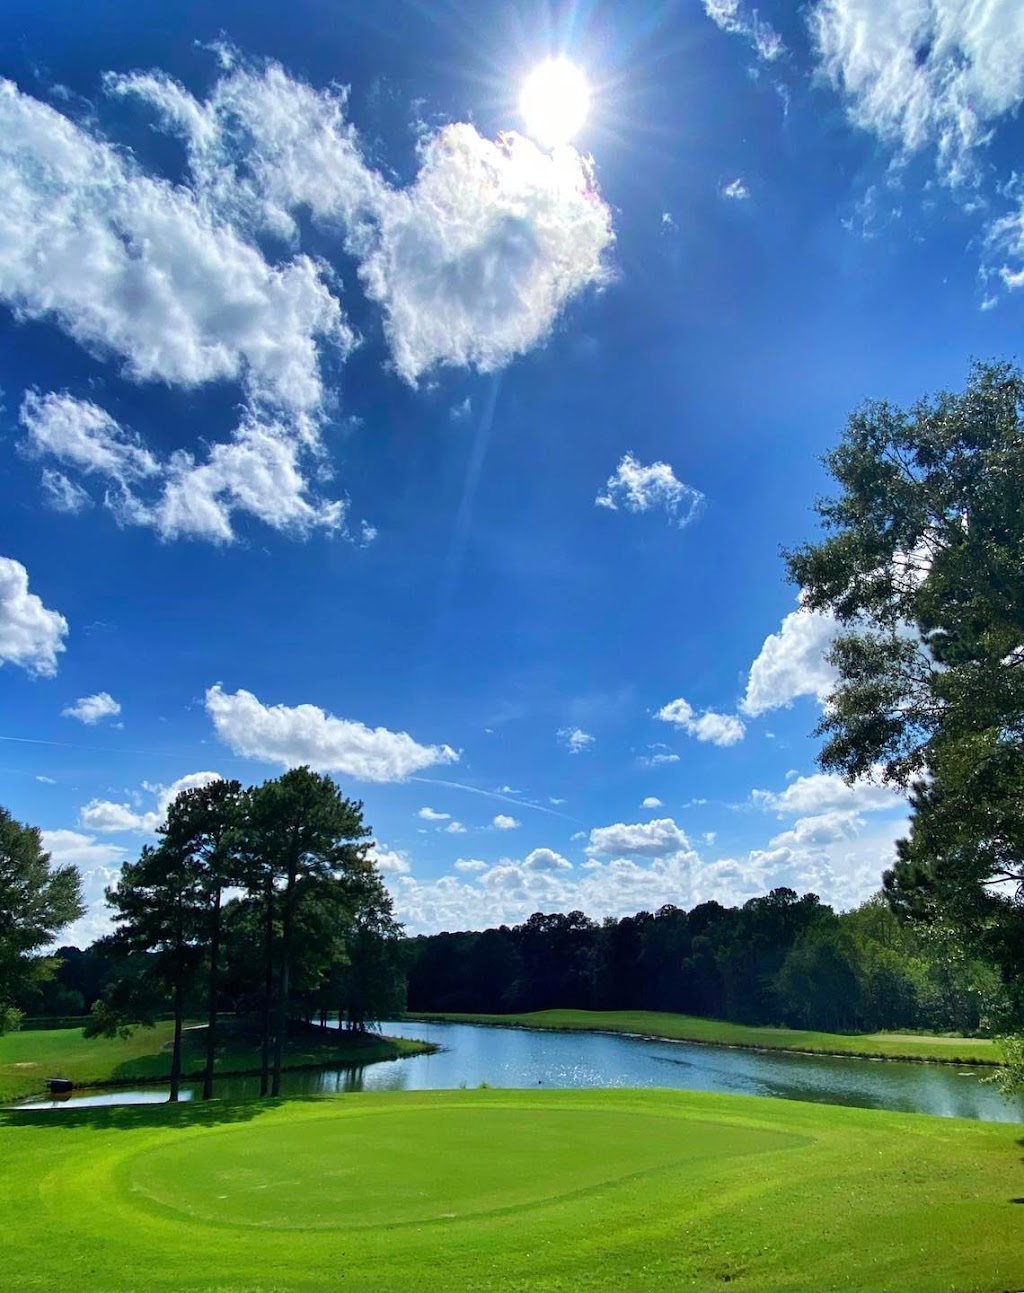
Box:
405;1008;1000;1064
0;1021;431;1103
1;1087;1022;1292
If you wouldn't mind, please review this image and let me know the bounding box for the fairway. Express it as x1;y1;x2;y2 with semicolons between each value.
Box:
3;1089;1023;1293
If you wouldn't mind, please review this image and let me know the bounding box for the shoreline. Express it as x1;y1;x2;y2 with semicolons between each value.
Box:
402;1012;1001;1068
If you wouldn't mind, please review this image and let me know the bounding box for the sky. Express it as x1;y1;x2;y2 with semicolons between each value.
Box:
2;0;1024;946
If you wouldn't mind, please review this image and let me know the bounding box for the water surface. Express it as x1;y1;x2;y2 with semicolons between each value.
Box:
15;1019;1023;1122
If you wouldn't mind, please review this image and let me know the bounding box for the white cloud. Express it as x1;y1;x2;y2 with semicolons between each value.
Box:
79;770;223;833
741;597;840;716
36;775;57;785
558;726;594;754
205;684;458;782
113;60;614;385
721;178;750;200
595;452;704;527
61;692;121;725
704;0;785;62
753;769;904;817
641;796;663;808
0;78;349;413
492;814;520;830
0;556;68;677
657;697;746;747
41;469;92;515
445;820;467;834
369;845;412;877
358;125;613;384
523;847;572;872
810;0;1024;183
454;858;488;873
22;393;347;544
450;397;472;421
639;750;681;767
418;807;451;821
587;817;690;858
41;829;129;947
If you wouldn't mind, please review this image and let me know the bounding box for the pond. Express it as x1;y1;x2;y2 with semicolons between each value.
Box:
15;1019;1024;1122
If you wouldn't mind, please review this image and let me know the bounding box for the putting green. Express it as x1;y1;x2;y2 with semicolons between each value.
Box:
3;1089;1023;1292
124;1105;801;1229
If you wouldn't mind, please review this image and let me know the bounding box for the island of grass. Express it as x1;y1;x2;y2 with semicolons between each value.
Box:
0;1020;433;1104
2;1086;1022;1292
404;1008;1000;1064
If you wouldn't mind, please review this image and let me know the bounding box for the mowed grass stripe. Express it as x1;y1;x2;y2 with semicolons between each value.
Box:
3;1088;1023;1292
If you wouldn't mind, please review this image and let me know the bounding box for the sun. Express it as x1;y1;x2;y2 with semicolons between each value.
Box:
519;58;590;149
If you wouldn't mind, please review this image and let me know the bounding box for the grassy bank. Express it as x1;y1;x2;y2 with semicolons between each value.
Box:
2;1087;1022;1292
405;1008;1001;1064
0;1021;432;1104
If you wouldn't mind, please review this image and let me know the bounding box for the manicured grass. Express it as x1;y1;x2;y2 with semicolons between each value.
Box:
2;1087;1022;1292
405;1008;1001;1064
0;1022;431;1104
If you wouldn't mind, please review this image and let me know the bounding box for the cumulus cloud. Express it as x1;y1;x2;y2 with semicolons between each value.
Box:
41;829;129;947
445;821;467;834
21;393;347;544
418;807;451;821
595;452;704;527
656;697;745;747
742;597;839;716
62;692;121;725
523;847;572;872
0;78;349;412
704;0;785;62
558;726;594;754
0;556;68;677
768;810;864;850
752;769;904;817
114;61;613;385
79;770;223;833
369;845;412;876
359;125;613;384
810;0;1024;183
641;796;663;808
721;178;750;200
587;817;690;858
492;814;520;830
454;858;488;873
205;684;458;782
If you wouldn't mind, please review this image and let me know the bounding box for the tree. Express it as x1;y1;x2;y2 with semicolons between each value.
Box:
786;360;1024;995
242;768;370;1096
162;779;244;1099
0;807;83;1032
101;840;204;1100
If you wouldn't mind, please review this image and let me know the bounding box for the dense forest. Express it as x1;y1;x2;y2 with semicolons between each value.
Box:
404;890;1005;1034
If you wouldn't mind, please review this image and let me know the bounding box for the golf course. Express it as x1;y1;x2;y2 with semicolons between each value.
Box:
2;1086;1022;1292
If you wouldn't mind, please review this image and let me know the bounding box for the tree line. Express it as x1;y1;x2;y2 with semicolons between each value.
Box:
405;889;1003;1033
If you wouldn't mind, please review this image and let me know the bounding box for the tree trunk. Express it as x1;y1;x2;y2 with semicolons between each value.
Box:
260;878;275;1097
202;886;222;1101
169;974;184;1103
271;876;295;1097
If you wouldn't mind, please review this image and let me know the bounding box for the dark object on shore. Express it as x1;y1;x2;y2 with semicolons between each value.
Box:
46;1078;73;1095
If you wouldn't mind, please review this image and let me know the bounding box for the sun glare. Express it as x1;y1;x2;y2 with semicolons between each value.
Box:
520;58;590;149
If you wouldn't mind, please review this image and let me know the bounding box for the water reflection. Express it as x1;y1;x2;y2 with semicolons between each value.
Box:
12;1020;1023;1122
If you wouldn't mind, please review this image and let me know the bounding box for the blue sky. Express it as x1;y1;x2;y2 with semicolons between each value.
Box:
2;0;1023;944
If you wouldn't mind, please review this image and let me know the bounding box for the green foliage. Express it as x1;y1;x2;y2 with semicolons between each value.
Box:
785;360;1024;996
0;805;83;1033
990;1035;1024;1096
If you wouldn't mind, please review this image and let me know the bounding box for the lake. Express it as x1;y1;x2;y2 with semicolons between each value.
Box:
17;1018;1024;1121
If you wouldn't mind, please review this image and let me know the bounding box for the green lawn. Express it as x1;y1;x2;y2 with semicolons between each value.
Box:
2;1087;1022;1292
0;1022;431;1104
406;1008;1001;1064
